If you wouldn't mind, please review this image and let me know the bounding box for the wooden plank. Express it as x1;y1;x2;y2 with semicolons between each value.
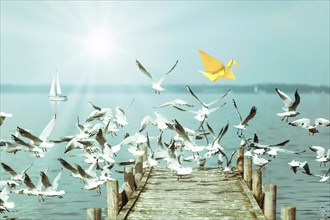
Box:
117;167;266;220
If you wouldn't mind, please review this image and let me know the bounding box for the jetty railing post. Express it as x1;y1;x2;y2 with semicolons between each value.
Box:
252;169;262;208
86;208;101;220
124;166;135;192
236;147;244;176
135;155;143;187
281;205;296;220
107;179;119;220
263;184;277;220
244;157;252;190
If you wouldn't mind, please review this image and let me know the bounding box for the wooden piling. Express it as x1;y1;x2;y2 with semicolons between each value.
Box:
142;145;148;163
264;184;277;220
124;166;135;192
244;157;252;190
281;205;296;220
86;208;101;220
236;147;244;176
135;155;143;187
252;169;262;208
107;179;119;219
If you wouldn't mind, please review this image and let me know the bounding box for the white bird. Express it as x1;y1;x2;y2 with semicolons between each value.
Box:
16;114;56;150
154;99;193;108
289;118;329;135
310;146;330;166
232;99;257;134
0;183;15;212
275;88;300;122
136;59;179;94
1;162;33;182
39;169;65;198
313;168;330;183
86;101;113;122
11;134;44;157
288;160;311;174
0;140;21;154
0;112;12;126
252;154;271;169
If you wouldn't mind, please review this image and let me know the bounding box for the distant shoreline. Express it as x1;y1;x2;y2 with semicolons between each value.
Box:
0;84;329;94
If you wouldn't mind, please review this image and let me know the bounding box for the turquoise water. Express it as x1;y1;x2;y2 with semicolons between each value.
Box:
0;88;329;219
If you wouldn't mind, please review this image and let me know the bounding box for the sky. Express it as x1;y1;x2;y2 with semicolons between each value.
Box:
1;1;329;86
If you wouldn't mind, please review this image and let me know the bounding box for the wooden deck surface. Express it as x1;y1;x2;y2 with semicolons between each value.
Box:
117;167;266;220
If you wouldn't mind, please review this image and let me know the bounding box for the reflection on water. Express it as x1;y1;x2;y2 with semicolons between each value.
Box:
0;91;329;219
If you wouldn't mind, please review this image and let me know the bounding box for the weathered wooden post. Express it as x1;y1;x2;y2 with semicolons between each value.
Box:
281;205;296;220
107;179;119;219
142;145;148;163
244;157;252;189
135;155;143;187
236;147;244;176
264;184;277;220
252;169;262;208
124;166;135;192
86;208;101;220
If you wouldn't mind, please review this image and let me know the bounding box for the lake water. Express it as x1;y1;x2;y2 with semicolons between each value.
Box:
0;87;329;219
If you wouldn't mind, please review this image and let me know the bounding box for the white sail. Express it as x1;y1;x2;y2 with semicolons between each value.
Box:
49;71;67;101
49;75;56;96
55;72;62;95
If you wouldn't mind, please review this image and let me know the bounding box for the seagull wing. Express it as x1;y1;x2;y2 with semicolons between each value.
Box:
39;114;56;141
206;89;231;107
275;88;292;108
136;60;153;81
241;106;257;126
314;118;330;127
290;89;300;111
40;171;52;189
232;99;243;123
88;101;102;111
20;163;33;176
269;139;290;147
16;127;42;145
164;59;179;76
1;163;18;177
187;85;206;107
51;168;63;190
23;173;36;189
58;158;78;174
289;118;311;128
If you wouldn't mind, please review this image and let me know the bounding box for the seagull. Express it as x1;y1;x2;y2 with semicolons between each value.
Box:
0;140;21;154
252;154;271;169
136;59;179;94
1;162;33;182
0;112;12;126
86;101;113;122
313;168;330;183
154;99;194;108
16;114;56;150
232;99;257;134
0;183;15;212
218;149;236;176
309;146;330;166
289;118;329;135
275;88;300;122
288;160;311;174
11;134;44;157
40;169;65;198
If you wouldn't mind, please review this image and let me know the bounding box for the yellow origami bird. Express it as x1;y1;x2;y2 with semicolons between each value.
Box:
198;49;239;82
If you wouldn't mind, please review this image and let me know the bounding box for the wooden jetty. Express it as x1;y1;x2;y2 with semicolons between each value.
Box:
118;167;266;220
87;151;296;220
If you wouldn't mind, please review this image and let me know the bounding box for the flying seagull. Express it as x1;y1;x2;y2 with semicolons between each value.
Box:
136;59;179;94
275;88;300;122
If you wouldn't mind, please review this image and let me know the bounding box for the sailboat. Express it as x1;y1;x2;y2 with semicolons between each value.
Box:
49;71;67;101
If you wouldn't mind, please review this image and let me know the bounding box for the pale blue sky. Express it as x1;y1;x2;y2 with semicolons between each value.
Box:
1;1;329;86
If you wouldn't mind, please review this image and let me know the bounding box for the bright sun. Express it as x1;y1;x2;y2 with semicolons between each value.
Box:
81;28;114;60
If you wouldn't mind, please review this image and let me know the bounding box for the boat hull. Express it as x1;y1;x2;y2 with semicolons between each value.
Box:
48;95;68;101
